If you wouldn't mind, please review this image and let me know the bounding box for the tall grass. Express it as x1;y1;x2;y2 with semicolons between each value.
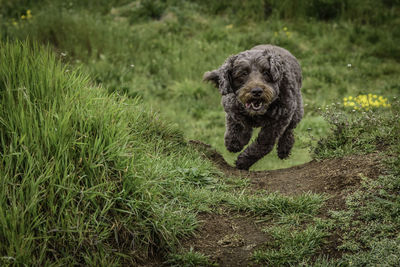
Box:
0;40;219;265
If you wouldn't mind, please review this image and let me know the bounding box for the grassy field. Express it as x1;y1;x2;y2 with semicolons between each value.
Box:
1;0;399;265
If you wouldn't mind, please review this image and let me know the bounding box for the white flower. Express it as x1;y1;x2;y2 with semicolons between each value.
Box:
347;63;352;68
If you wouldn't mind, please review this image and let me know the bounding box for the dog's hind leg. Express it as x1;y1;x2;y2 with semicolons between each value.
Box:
277;103;303;159
224;114;253;153
277;126;295;159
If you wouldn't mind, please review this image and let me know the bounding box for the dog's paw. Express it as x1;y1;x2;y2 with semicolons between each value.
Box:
277;149;290;159
225;140;244;153
235;157;251;170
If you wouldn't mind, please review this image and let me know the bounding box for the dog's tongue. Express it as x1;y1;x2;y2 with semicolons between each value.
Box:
245;102;251;109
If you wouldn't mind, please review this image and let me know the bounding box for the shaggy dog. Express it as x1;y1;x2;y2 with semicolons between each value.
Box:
203;45;303;170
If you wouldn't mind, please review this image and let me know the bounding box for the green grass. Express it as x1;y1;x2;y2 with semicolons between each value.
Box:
167;248;217;267
1;0;400;265
253;223;331;265
312;100;400;159
0;40;219;265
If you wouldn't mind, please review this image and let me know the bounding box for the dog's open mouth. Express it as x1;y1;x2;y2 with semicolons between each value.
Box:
245;99;264;111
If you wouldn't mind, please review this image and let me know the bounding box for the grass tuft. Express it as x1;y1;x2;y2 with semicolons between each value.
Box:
0;40;218;265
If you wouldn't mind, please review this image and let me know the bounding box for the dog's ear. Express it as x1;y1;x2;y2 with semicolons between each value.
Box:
262;50;282;83
268;53;282;83
203;55;237;95
203;70;220;88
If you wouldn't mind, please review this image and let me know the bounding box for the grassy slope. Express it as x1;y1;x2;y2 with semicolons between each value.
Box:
1;0;400;265
0;41;217;265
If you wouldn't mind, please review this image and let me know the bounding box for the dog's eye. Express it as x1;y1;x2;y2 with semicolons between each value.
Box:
234;71;248;83
239;71;248;77
263;70;272;82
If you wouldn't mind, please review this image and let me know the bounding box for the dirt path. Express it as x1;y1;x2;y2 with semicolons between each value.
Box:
185;140;383;266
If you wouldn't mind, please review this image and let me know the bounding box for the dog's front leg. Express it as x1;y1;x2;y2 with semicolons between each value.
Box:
235;113;293;170
224;114;252;153
235;123;279;170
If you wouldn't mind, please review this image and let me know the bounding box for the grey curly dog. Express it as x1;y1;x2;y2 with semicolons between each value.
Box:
203;45;303;170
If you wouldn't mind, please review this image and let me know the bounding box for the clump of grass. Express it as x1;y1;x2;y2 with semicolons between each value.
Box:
313;99;399;159
223;192;327;216
253;224;330;265
166;248;217;267
0;40;220;265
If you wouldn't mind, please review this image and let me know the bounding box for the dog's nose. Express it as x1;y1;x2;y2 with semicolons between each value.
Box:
251;87;263;97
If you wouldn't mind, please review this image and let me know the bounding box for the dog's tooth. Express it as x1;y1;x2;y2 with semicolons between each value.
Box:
251;102;262;110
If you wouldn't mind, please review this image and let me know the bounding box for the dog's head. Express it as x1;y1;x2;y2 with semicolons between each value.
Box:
203;48;283;116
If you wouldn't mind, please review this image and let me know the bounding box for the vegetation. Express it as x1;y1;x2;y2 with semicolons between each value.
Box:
0;0;399;265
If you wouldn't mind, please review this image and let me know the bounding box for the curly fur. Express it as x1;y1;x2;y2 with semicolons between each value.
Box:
203;45;304;170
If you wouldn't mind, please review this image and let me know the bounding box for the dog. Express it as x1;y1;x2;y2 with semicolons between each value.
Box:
203;45;303;170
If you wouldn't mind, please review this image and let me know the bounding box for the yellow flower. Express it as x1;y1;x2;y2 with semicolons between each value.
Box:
343;94;391;110
26;9;32;19
283;27;288;31
21;15;26;19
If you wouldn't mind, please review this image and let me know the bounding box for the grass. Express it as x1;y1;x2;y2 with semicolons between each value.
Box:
253;223;331;265
313;100;400;159
0;0;399;265
167;248;217;267
0;40;218;265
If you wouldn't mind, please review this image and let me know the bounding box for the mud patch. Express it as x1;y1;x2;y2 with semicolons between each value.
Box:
184;211;269;267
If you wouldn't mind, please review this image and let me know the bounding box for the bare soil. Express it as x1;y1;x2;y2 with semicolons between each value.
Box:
183;140;383;266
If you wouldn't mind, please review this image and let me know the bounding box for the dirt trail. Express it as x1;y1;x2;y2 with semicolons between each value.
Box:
184;140;383;266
